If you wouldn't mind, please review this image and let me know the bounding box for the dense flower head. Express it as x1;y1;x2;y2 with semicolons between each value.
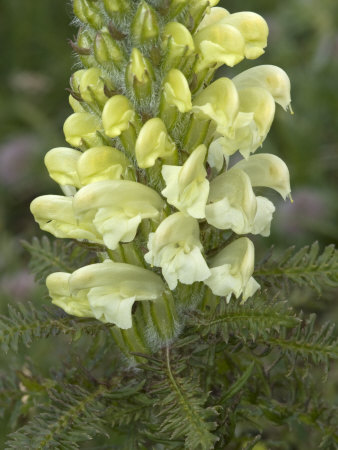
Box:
30;0;292;335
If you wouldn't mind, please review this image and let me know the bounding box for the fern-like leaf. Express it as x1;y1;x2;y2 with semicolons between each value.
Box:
5;384;108;450
259;314;338;376
255;242;338;294
193;296;300;342
151;347;219;450
0;302;113;353
22;236;96;283
5;378;147;450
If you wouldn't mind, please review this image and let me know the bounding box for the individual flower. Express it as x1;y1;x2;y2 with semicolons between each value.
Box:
73;180;164;250
63;112;103;148
233;65;292;111
76;146;130;185
47;261;166;329
204;237;260;302
135;118;177;168
192;78;239;135
162;69;192;113
44;147;81;189
198;9;268;59
145;212;210;290
161;145;209;218
219;12;268;60
205;168;258;234
46;272;94;318
205;153;291;235
102;95;136;138
193;22;245;72
234;153;291;200
44;146;130;189
208;86;276;159
30;195;102;243
69;260;165;329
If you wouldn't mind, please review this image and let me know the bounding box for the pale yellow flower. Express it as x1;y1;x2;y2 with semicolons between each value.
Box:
68;260;165;329
30;195;102;243
135;118;177;168
44;147;81;189
235;153;291;200
220;12;268;60
197;7;230;30
145;212;210;290
163;69;192;113
192;78;239;135
73;180;164;250
205;153;291;235
205;237;260;302
208;86;276;159
63;112;103;148
233;65;292;111
76;146;130;185
46;272;94;318
161;145;209;218
102;95;136;138
194;22;245;72
205;168;258;234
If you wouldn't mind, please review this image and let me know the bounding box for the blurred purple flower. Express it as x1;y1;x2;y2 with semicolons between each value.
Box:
0;134;38;186
1;269;35;300
275;188;329;236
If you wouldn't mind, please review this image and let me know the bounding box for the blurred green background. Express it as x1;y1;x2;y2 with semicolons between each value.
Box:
0;0;337;446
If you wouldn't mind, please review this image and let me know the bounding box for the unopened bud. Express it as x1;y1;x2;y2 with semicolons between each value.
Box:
135;118;177;168
163;69;192;113
131;1;159;44
197;7;230;30
168;0;189;18
73;0;103;30
44;147;81;188
63;112;104;148
188;0;211;32
94;29;125;66
69;95;86;113
103;0;130;15
102;95;136;137
77;28;96;67
162;22;195;70
126;48;154;100
71;68;108;107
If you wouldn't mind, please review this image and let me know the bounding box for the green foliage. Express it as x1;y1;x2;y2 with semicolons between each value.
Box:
261;313;338;375
6;384;110;449
21;236;97;283
0;301;112;353
151;347;219;450
256;242;338;294
194;295;300;342
1;239;336;447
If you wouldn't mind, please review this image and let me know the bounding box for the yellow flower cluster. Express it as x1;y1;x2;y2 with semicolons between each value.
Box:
30;1;292;332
